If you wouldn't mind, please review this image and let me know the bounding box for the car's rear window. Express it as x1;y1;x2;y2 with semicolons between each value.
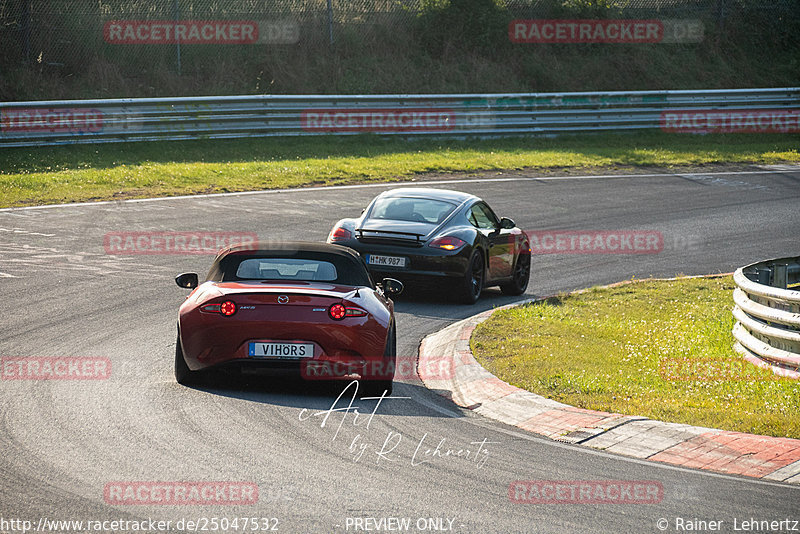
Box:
235;258;337;281
214;251;372;287
370;197;456;224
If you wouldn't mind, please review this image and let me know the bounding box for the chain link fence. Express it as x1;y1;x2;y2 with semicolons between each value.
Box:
0;0;797;100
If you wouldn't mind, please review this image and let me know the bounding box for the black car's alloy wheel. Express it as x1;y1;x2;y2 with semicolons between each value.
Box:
501;252;530;296
458;251;484;304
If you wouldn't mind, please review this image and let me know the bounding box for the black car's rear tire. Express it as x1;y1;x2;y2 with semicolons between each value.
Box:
361;324;395;397
456;250;484;304
175;334;201;386
500;252;530;296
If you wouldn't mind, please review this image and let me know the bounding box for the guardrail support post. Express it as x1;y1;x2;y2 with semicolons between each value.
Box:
774;264;788;289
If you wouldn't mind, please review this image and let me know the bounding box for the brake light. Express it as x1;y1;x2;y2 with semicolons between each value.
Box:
201;300;236;316
329;303;347;320
328;227;351;242
329;303;366;320
428;236;466;251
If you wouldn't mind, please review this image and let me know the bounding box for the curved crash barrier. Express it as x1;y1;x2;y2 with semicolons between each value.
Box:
733;256;800;379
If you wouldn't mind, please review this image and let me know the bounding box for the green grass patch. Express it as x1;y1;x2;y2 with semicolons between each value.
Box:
471;276;800;439
0;132;798;208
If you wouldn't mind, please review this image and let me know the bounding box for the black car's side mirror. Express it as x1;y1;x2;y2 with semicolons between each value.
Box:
500;217;515;229
175;272;199;289
381;278;404;297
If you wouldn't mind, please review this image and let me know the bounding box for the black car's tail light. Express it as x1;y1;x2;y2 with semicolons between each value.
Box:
328;227;351;242
428;236;466;251
201;300;237;316
329;303;347;320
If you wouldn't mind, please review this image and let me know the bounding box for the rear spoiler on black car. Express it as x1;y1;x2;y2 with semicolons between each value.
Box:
355;228;427;245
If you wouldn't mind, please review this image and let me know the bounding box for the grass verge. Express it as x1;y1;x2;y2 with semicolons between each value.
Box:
471;276;800;439
0;132;798;208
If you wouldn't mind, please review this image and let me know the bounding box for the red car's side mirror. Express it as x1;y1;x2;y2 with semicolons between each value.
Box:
175;272;199;289
381;278;404;297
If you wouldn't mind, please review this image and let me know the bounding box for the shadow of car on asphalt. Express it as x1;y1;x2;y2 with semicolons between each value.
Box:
186;377;461;418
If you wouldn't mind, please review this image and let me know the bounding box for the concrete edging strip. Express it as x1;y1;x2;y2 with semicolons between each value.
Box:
417;282;800;484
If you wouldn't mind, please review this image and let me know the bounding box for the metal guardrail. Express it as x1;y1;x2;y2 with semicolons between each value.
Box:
1;87;798;147
733;256;800;379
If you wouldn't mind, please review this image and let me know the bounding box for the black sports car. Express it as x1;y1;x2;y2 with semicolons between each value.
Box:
327;187;530;304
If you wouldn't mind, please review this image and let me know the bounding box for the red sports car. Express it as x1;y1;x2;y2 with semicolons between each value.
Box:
174;242;403;394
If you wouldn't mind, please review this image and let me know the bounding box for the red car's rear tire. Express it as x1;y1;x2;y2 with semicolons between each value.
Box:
175;333;200;386
361;324;395;396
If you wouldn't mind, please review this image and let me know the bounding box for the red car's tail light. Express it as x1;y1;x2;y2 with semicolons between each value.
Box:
328;227;351;242
328;304;366;320
201;301;236;316
428;236;466;251
329;303;347;320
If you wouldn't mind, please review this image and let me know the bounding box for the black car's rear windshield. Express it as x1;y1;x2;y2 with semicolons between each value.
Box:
212;252;372;286
369;196;457;224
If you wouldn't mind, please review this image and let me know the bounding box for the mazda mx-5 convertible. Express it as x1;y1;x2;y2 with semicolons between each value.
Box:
327;188;531;304
174;242;402;394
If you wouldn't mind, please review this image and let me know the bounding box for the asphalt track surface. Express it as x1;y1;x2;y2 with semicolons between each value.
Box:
1;166;799;534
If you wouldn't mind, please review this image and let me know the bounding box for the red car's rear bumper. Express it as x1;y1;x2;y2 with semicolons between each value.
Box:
178;310;392;380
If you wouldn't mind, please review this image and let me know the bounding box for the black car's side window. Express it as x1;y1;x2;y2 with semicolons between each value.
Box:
469;203;498;230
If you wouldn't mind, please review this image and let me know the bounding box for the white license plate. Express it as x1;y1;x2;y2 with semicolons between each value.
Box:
368;254;406;267
249;342;314;359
